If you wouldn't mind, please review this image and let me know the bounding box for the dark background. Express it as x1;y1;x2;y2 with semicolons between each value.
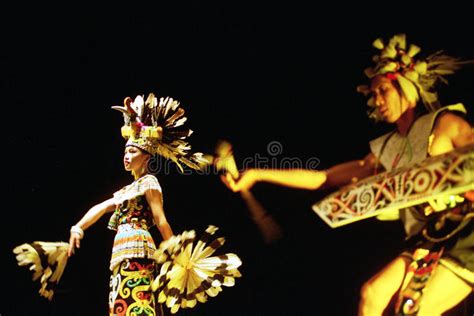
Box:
3;2;473;315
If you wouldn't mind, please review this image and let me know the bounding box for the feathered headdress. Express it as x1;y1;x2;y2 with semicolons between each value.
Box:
112;93;208;172
357;33;471;119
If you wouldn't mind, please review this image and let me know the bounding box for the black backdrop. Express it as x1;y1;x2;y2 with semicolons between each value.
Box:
3;2;473;315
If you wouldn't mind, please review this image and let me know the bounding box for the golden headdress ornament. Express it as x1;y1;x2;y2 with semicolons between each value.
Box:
357;33;471;118
112;93;208;172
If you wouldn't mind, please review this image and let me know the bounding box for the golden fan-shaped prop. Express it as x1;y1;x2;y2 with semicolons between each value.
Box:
151;225;242;314
13;241;69;300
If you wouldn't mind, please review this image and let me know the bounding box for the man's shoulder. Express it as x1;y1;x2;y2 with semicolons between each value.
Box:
432;103;469;128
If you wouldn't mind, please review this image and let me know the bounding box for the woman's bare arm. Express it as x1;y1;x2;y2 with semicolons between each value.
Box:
145;189;173;241
68;198;117;256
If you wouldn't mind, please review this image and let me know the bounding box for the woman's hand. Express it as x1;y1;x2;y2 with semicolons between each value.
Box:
65;198;116;257
220;169;259;192
68;232;82;257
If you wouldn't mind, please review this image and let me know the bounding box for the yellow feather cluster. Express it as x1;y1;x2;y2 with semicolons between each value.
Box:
13;241;69;300
151;225;242;314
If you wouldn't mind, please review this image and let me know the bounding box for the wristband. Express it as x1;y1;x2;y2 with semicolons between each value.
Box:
70;225;84;239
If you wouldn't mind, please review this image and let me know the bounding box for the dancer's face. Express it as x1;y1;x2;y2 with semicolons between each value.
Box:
370;75;411;123
123;146;150;173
